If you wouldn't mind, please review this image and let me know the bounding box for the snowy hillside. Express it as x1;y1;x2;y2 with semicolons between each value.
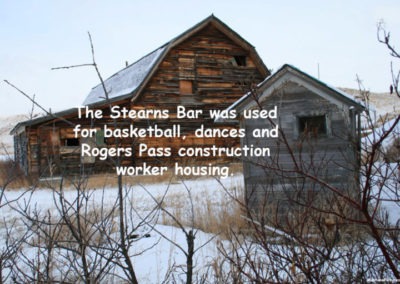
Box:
340;87;400;119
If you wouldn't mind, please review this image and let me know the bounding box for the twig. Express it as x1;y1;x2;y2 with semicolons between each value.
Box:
51;63;94;70
3;80;75;127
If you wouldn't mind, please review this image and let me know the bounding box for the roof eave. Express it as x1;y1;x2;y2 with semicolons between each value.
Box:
10;124;25;135
229;64;365;113
282;64;365;111
86;93;133;109
10;107;79;135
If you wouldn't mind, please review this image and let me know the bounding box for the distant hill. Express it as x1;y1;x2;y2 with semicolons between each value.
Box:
339;87;400;120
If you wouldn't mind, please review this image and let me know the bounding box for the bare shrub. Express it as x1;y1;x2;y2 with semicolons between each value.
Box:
383;137;400;162
0;159;30;189
158;182;247;239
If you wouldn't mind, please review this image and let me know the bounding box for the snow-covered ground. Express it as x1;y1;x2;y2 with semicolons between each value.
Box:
366;162;400;226
0;176;243;282
361;116;400;226
0;89;399;281
363;116;400;151
1;172;398;282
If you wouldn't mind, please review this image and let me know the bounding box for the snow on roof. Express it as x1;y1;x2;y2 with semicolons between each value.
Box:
225;64;365;114
83;46;166;106
81;15;269;107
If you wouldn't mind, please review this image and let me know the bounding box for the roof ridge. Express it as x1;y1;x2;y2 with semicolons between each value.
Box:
226;64;364;113
89;14;218;92
89;45;167;91
83;14;269;106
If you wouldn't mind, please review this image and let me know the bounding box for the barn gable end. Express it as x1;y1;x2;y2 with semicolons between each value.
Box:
11;15;269;178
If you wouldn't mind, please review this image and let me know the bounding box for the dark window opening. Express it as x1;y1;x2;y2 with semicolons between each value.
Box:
233;55;247;66
299;115;326;137
65;138;80;146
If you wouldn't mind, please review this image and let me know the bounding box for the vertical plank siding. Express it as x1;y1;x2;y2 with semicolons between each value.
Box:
242;84;360;217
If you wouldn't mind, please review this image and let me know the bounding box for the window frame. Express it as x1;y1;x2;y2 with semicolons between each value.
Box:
293;112;331;139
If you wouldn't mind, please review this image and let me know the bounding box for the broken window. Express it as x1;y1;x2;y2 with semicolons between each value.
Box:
298;115;327;138
233;55;247;66
65;138;79;146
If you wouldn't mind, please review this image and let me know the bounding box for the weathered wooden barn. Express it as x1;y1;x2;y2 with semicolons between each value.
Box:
11;15;269;178
226;64;364;221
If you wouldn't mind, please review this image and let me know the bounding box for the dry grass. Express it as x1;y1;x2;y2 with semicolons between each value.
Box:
0;159;244;190
158;184;247;239
1;157;247;239
31;206;119;250
0;159;31;189
72;162;243;189
59;169;179;189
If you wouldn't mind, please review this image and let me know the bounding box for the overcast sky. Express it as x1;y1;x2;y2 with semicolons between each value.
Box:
1;0;399;116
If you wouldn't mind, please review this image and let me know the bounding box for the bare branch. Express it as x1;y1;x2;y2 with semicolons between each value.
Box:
51;63;94;70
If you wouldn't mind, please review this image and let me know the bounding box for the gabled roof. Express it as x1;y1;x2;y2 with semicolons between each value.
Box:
83;47;165;105
83;14;269;107
227;64;365;114
10;108;78;135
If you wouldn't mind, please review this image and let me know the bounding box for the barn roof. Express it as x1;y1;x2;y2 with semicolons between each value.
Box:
83;47;165;105
11;15;269;134
83;14;269;107
10;108;78;135
226;64;365;114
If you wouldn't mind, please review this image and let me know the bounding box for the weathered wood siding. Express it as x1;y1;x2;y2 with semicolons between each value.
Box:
14;132;28;174
22;23;266;177
132;23;265;163
28;109;133;177
242;83;359;216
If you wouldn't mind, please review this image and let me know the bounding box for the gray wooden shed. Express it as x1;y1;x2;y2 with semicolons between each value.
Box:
228;64;365;222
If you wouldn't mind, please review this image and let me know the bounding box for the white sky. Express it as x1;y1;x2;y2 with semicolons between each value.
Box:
1;0;400;116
